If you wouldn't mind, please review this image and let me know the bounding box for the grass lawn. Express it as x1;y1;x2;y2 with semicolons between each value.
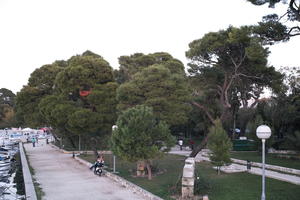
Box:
80;153;300;200
79;153;185;200
230;151;300;170
196;161;300;200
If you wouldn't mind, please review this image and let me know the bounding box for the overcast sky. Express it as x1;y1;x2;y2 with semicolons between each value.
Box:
0;0;299;93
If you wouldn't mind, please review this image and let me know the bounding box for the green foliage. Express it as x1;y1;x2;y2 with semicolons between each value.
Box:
186;25;283;125
15;61;65;127
111;105;175;163
115;52;185;84
15;86;46;127
28;64;64;93
37;51;117;148
253;14;290;45
16;50;117;150
246;115;263;140
247;0;300;43
117;64;191;127
207;119;232;173
0;88;16;106
247;0;300;22
0;88;16;128
285;131;300;151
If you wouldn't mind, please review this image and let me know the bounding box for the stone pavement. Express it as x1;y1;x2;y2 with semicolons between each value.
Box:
169;145;192;157
23;139;145;200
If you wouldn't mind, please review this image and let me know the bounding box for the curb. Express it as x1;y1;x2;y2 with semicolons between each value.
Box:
19;143;38;200
49;144;112;155
231;158;300;176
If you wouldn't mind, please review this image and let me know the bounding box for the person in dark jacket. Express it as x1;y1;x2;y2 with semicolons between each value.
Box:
90;155;104;172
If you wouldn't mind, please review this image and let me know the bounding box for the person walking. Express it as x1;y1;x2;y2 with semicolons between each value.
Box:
32;137;36;147
178;139;183;150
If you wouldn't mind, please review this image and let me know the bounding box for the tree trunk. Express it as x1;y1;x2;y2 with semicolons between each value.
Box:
136;161;145;177
146;160;152;180
189;134;209;157
90;137;99;158
67;136;76;149
232;115;236;140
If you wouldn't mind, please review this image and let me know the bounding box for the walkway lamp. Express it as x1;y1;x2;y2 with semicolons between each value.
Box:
112;125;118;173
256;125;271;200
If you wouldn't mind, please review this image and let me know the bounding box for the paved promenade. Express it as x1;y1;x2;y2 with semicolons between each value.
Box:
23;139;144;200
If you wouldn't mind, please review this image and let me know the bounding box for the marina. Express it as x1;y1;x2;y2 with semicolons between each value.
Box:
0;128;49;200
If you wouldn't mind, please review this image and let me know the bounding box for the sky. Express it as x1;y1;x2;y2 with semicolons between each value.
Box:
0;0;299;94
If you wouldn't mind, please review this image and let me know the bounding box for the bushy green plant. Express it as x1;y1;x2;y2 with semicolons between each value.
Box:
111;105;175;180
208;119;232;174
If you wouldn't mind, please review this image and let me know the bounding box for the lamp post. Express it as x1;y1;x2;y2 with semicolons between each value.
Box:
112;125;118;173
256;125;271;200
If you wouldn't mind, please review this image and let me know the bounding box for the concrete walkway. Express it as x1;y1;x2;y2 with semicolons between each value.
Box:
23;139;145;200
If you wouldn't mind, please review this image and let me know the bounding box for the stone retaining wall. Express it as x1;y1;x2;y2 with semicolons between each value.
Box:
268;149;298;154
198;149;300;176
49;143;112;155
231;158;300;176
74;156;163;200
19;143;38;200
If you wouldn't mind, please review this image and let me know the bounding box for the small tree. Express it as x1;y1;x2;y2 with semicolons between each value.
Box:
110;105;175;180
208;119;232;174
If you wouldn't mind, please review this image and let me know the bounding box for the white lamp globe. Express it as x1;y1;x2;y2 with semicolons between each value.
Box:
112;125;118;131
256;125;272;139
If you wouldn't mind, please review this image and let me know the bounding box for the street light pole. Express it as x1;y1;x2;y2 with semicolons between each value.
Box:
261;138;266;200
256;125;271;200
112;125;118;174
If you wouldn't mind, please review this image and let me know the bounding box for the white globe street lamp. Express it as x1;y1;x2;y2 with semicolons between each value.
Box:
256;125;271;200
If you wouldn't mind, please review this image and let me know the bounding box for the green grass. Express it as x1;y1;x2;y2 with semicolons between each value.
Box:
80;154;185;199
230;151;300;170
196;162;300;200
80;153;300;200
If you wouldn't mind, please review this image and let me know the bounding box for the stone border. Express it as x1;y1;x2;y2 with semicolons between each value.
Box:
198;150;300;176
19;143;38;200
231;158;300;176
49;143;111;155
74;156;163;200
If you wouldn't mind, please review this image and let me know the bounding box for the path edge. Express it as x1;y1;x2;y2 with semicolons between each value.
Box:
19;142;38;200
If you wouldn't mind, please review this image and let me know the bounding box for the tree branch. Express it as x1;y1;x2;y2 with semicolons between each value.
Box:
288;26;300;36
289;0;300;21
236;73;263;79
278;11;289;21
191;101;215;124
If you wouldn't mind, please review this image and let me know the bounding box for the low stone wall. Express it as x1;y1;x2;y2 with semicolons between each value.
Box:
268;149;298;154
49;143;112;155
231;158;300;176
182;157;195;199
74;156;163;200
197;149;300;176
19;143;38;200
